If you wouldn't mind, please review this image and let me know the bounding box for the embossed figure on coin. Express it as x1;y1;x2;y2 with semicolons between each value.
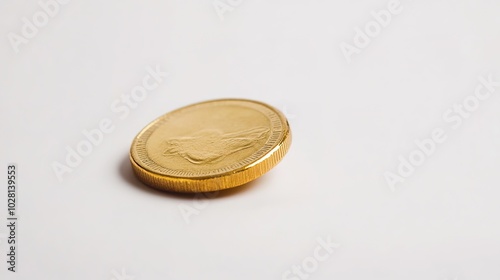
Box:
163;127;270;164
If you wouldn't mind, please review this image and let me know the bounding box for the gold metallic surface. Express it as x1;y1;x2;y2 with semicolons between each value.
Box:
130;99;291;193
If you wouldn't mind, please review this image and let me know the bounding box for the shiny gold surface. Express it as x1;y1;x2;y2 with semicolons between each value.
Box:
130;99;291;193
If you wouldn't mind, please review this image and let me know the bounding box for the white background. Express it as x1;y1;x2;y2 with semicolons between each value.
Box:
1;0;500;279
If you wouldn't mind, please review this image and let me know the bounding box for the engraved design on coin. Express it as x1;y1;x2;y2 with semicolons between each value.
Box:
163;127;270;164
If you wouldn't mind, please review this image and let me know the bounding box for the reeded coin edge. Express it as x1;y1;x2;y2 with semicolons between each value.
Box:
129;128;291;193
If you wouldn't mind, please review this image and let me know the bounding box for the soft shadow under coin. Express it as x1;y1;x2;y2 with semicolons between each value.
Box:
118;155;264;199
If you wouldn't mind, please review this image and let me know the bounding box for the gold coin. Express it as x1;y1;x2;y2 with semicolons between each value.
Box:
129;99;291;193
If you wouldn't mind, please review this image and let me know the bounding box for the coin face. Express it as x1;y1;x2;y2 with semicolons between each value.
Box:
130;99;291;193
